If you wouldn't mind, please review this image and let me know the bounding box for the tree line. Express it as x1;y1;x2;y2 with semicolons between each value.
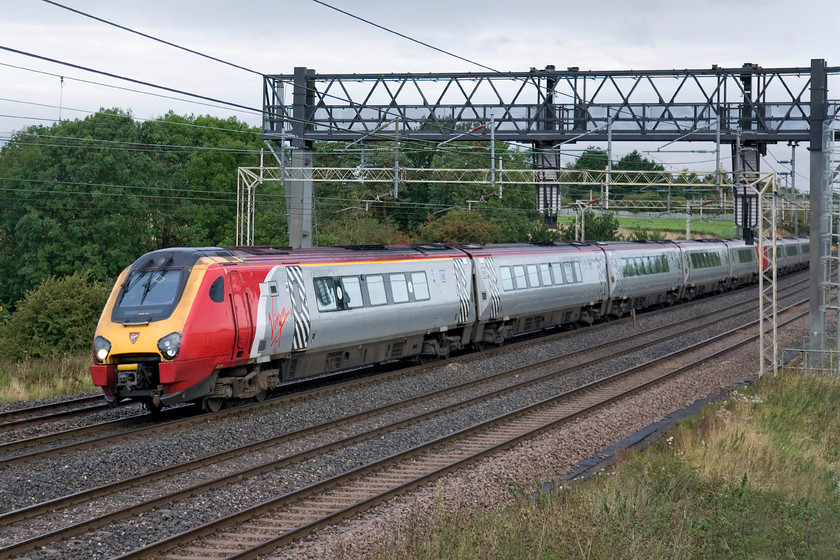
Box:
0;110;674;316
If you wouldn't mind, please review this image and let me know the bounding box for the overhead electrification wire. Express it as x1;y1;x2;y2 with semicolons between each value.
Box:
0;62;251;115
41;0;264;77
310;0;502;75
34;0;566;163
0;51;503;161
0;45;262;116
6;4;652;185
0;94;264;137
309;0;574;103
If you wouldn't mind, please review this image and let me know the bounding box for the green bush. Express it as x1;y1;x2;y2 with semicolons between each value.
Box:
0;272;112;360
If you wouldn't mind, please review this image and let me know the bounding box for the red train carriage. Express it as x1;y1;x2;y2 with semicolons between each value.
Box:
91;245;473;412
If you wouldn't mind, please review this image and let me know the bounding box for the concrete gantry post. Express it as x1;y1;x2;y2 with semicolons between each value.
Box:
809;59;828;366
289;66;315;248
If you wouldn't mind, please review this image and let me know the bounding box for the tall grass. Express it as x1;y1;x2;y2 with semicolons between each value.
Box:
0;353;95;403
375;370;840;560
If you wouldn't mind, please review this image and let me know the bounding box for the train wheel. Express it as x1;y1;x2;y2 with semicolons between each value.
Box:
202;397;223;413
254;390;267;402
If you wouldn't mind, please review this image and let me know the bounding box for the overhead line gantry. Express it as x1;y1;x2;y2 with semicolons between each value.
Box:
261;60;840;365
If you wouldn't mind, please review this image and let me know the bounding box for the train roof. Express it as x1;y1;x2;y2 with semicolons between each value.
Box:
221;243;468;265
452;242;603;258
593;240;681;252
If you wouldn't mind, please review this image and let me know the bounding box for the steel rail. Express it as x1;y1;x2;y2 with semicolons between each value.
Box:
113;302;809;560
0;292;809;558
0;395;103;425
0;280;807;542
0;400;111;432
0;272;808;468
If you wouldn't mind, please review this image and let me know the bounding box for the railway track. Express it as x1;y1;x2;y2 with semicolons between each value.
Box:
0;278;809;559
112;300;809;560
0;395;109;431
0;273;809;466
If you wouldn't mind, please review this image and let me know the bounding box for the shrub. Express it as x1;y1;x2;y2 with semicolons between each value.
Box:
0;271;112;360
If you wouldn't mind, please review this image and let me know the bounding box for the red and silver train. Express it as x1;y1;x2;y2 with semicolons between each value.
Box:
91;237;809;411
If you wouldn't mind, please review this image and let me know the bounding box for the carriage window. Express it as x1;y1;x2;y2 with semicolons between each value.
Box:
633;257;643;276
341;277;364;309
527;265;540;288
411;272;430;301
314;277;338;312
390;273;410;303
367;275;387;306
500;266;514;291
513;266;527;289
551;262;565;285
540;263;552;285
562;262;574;283
209;276;225;303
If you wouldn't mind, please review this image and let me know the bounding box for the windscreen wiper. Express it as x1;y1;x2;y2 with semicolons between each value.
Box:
140;254;173;304
121;257;154;294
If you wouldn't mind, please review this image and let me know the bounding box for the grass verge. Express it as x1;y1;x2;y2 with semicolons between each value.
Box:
377;370;840;559
0;353;95;403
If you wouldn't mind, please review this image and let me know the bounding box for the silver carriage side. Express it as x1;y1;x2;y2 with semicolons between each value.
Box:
599;240;685;316
248;244;476;380
722;238;759;288
674;239;732;298
457;243;609;347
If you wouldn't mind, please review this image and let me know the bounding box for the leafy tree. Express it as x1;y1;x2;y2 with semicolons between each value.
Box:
617;150;664;172
570;147;609;171
419;208;505;243
317;212;415;246
0;271;112;360
627;227;666;241
0;110;264;308
558;210;621;242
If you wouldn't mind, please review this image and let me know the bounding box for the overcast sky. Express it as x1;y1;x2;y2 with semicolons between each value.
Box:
1;0;838;184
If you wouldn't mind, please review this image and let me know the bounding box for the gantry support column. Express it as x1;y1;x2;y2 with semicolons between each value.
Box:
533;143;561;229
809;58;829;365
289;66;315;248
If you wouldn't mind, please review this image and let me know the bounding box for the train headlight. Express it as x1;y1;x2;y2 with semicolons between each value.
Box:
157;332;182;360
94;336;111;363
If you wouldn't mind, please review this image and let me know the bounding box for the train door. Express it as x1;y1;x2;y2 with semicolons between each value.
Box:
249;266;294;357
229;270;253;359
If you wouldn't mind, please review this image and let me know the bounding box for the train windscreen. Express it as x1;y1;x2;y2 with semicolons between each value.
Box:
112;267;185;323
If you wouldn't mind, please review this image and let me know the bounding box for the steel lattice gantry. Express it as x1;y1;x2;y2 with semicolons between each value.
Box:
261;60;840;363
263;61;839;227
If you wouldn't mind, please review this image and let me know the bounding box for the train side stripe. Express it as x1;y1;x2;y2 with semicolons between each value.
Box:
484;256;502;318
286;265;311;351
453;257;471;324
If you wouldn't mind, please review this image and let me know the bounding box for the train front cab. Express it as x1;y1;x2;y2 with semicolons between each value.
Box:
90;248;240;410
